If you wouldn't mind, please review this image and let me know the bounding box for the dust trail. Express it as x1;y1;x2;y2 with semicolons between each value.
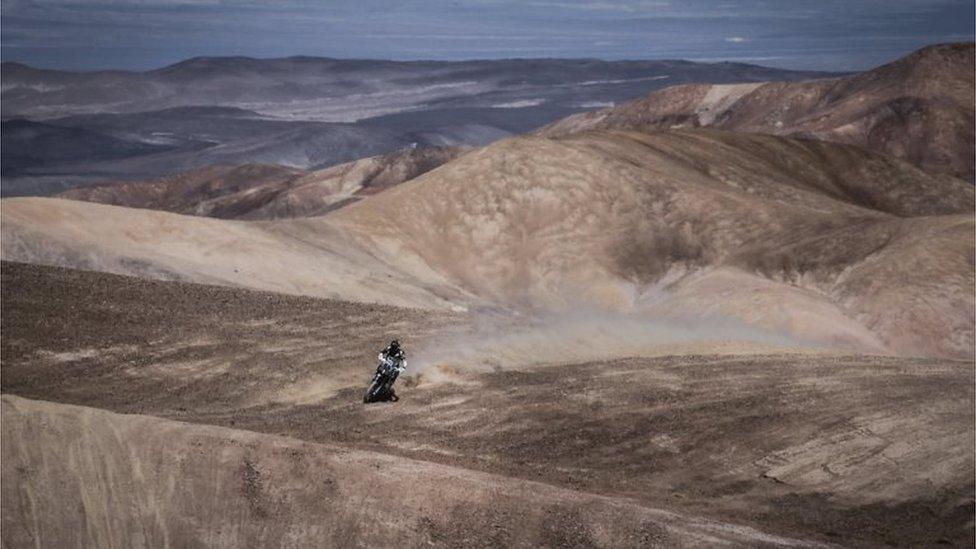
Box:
408;308;824;381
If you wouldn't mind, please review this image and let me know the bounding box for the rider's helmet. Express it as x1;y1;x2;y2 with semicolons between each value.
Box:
389;339;400;352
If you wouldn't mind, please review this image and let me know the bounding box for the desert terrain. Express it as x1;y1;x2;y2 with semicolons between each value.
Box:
56;146;466;219
540;43;975;182
6;129;972;357
2;41;974;548
3;262;973;548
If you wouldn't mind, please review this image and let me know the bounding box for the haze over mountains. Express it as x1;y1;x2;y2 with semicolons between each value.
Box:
0;56;828;196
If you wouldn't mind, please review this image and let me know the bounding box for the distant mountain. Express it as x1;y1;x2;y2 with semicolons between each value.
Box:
0;108;492;196
540;43;975;181
0;56;830;196
1;119;174;176
229;146;465;219
1;56;831;121
56;164;305;217
57;147;465;219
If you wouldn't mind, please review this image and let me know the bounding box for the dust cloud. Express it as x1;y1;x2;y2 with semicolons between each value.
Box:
408;307;819;379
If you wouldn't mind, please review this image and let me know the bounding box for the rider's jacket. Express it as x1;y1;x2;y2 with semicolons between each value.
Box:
376;346;406;372
379;345;405;364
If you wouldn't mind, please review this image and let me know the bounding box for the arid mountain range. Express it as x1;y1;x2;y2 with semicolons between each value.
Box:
43;43;974;221
541;42;975;181
1;57;829;195
1;56;833;120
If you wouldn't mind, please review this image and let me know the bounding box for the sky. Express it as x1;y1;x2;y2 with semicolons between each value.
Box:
2;0;974;71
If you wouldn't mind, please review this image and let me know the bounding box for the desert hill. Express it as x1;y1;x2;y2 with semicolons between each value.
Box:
329;130;973;357
2;262;972;547
540;42;975;181
0;394;857;548
0;196;477;310
57;163;303;216
6;129;972;358
56;146;464;219
241;146;465;219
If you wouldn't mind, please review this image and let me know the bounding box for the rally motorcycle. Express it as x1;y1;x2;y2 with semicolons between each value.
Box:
363;354;406;403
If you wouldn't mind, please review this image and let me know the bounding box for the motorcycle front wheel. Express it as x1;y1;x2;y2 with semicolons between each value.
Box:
364;380;382;403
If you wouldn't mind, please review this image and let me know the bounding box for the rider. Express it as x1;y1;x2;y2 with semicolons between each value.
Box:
380;339;405;364
378;339;405;401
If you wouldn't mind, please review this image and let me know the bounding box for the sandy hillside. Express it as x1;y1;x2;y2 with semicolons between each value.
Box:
5;129;972;358
3;262;973;547
0;196;475;310
328;130;974;358
539;43;975;181
2;394;847;549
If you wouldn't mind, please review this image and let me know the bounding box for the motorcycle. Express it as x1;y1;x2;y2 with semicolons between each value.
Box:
363;354;406;403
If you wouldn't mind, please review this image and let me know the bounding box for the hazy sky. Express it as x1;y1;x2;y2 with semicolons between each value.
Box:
2;0;973;71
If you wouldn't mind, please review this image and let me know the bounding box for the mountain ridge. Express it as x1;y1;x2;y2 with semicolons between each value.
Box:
538;42;975;181
55;146;466;219
2;52;832;195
